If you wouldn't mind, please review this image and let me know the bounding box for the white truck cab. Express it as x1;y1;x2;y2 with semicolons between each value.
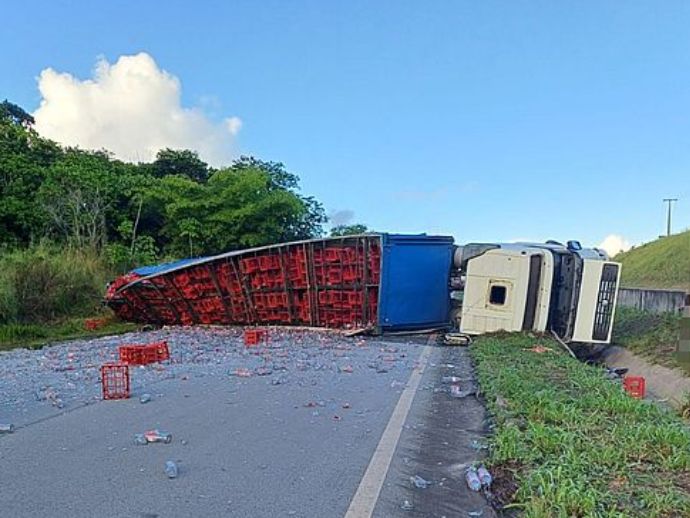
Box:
455;241;621;344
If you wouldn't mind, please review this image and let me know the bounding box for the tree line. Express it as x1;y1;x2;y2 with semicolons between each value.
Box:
0;100;371;272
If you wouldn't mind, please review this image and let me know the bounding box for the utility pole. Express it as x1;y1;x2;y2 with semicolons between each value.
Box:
663;198;678;237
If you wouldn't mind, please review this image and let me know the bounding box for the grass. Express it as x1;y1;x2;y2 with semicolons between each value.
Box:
0;245;110;324
471;332;690;517
612;307;682;370
614;229;690;290
0;314;139;352
0;245;140;350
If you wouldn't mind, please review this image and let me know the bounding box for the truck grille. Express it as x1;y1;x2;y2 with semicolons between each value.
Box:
592;264;619;341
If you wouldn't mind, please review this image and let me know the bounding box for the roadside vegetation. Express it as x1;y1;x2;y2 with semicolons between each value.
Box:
0;317;138;352
615;229;690;290
0;99;343;349
471;333;690;517
0;246;138;350
612;306;682;370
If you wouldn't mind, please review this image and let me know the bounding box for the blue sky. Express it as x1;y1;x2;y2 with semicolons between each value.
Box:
2;1;689;252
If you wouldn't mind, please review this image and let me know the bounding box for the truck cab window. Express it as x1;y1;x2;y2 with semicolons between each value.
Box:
489;285;507;305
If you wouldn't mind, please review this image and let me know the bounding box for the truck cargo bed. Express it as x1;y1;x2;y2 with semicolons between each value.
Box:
104;233;454;333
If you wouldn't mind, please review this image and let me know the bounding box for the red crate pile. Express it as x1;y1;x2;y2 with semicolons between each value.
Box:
118;341;170;365
101;363;130;400
107;236;382;330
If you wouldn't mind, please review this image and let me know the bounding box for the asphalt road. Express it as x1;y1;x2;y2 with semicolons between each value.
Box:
0;329;494;517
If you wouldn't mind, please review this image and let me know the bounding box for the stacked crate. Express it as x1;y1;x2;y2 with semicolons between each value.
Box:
108;236;382;329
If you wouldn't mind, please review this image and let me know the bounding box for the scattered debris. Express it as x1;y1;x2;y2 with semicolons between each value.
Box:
604;367;628;380
450;385;476;398
254;367;273;376
0;328;419;450
524;345;553;354
443;333;472;346
232;368;253;378
164;460;178;479
477;465;492;487
410;475;431;489
470;439;488;451
465;467;482;491
142;429;173;444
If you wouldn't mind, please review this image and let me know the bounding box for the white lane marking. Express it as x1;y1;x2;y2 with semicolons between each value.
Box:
344;341;434;518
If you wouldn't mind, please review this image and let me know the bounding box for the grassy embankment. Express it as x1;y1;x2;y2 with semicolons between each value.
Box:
0;246;137;351
615;229;690;291
612;306;682;370
471;333;690;517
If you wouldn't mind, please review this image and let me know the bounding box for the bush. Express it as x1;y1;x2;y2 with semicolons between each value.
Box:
0;246;110;324
104;235;158;275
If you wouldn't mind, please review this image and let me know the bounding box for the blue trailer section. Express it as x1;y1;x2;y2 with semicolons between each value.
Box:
132;257;203;277
377;234;454;331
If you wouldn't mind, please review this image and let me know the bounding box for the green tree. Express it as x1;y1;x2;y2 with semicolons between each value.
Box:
0;101;327;262
331;224;369;237
0;100;35;127
0;107;60;246
229;156;326;240
150;148;210;183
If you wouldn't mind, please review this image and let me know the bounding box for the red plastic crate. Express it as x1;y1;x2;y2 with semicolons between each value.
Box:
240;257;260;274
84;317;108;331
259;255;281;271
119;341;170;365
244;328;269;346
150;341;170;362
101;363;130;400
623;376;646;399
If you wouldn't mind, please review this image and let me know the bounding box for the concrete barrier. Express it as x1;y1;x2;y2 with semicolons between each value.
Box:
617;287;688;314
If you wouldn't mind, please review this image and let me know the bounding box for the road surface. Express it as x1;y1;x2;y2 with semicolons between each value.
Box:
0;328;494;517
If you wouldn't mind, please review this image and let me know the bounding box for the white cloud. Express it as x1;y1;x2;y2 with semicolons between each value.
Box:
598;234;632;257
33;53;240;166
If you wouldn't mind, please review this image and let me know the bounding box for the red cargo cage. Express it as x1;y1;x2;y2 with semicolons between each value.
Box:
119;341;170;365
101;363;130;400
623;376;646;399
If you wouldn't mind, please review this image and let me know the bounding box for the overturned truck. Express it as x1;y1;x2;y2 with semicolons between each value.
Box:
105;234;621;343
454;241;621;344
105;234;454;333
